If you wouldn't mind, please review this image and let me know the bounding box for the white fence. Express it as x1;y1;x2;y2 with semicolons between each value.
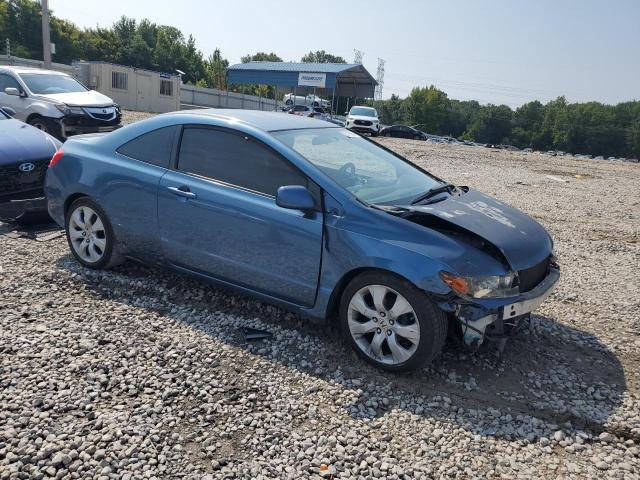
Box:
180;84;277;111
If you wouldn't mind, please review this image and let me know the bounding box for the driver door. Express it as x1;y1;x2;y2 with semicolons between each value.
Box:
158;126;324;307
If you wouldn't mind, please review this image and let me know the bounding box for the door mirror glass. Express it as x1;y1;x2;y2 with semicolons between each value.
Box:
4;87;21;96
276;185;316;211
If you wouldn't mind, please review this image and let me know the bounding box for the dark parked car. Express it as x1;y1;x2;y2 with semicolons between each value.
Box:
380;125;427;140
46;110;559;372
0;107;61;223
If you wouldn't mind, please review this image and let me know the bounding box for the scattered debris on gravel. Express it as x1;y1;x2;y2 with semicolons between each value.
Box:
1;130;638;478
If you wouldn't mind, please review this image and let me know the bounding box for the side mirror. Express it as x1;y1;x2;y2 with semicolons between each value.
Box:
1;107;16;117
276;185;316;212
344;111;349;116
4;87;22;97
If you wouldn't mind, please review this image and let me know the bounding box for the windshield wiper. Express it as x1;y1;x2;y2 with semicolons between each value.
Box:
410;183;456;205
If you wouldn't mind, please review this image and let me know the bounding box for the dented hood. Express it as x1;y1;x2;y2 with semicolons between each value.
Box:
402;189;552;270
34;90;115;107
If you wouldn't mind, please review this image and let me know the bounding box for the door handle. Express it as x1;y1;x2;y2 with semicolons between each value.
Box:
167;186;196;199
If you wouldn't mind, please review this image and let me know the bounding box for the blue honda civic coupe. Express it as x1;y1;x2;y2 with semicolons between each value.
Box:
45;110;559;371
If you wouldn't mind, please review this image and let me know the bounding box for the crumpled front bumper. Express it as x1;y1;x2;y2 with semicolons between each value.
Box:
0;195;48;222
441;265;561;347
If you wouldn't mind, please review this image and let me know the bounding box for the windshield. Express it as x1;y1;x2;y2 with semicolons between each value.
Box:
20;74;88;94
273;128;442;205
350;107;376;117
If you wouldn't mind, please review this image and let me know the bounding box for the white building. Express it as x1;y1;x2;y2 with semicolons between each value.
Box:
72;61;180;113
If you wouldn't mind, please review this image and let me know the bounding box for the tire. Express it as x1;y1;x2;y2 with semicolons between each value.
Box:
339;271;447;372
28;116;63;141
371;131;378;137
65;197;124;269
285;99;293;105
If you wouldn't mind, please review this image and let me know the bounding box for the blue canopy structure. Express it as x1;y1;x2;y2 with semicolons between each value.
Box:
227;62;377;98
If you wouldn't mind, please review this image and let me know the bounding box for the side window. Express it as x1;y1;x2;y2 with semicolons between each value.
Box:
0;74;22;92
178;127;307;196
160;79;173;96
112;71;128;90
116;125;179;168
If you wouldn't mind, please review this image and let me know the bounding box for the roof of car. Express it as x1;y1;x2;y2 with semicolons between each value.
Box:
168;108;340;132
0;66;67;75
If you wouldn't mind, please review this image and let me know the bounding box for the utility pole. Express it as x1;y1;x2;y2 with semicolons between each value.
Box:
375;58;385;101
41;0;52;68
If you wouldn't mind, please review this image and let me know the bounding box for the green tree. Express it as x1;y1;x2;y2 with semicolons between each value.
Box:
301;50;346;63
240;52;282;63
403;85;451;134
203;48;228;89
465;104;513;144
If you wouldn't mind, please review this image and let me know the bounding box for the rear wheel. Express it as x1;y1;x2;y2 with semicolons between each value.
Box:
339;271;447;372
65;197;123;269
285;99;293;105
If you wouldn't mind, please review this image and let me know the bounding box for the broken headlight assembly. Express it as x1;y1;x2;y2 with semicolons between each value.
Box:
440;271;518;299
55;104;85;116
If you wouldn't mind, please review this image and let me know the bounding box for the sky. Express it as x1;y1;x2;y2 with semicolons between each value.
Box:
52;0;640;108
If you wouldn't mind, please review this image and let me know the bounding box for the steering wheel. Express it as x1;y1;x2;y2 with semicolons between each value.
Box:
339;162;356;177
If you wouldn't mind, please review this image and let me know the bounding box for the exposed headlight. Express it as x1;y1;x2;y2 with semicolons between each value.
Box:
55;104;84;116
440;271;518;299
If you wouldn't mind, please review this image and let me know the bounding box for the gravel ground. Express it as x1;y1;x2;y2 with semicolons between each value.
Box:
1;118;639;479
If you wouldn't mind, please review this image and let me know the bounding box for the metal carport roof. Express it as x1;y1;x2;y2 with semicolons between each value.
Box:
226;62;377;98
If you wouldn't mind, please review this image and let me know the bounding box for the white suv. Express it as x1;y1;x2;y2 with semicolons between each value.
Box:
0;66;121;141
345;106;380;136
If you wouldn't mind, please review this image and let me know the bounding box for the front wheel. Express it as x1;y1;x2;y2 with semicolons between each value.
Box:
28;116;62;140
339;272;447;372
65;197;123;269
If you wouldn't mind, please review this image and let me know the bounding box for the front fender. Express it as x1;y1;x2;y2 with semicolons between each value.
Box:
26;98;64;121
305;222;456;321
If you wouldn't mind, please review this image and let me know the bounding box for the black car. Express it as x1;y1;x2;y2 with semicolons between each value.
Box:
380;125;427;140
0;107;61;224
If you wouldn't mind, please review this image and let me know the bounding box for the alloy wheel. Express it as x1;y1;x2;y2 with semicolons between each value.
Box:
347;284;420;365
68;206;107;263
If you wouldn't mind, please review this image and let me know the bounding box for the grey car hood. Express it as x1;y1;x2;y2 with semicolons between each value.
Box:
402;188;553;271
34;90;114;107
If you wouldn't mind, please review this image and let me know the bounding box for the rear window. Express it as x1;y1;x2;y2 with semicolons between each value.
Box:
117;126;180;168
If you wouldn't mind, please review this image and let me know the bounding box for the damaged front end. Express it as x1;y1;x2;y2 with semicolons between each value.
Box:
441;259;560;350
380;187;560;350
